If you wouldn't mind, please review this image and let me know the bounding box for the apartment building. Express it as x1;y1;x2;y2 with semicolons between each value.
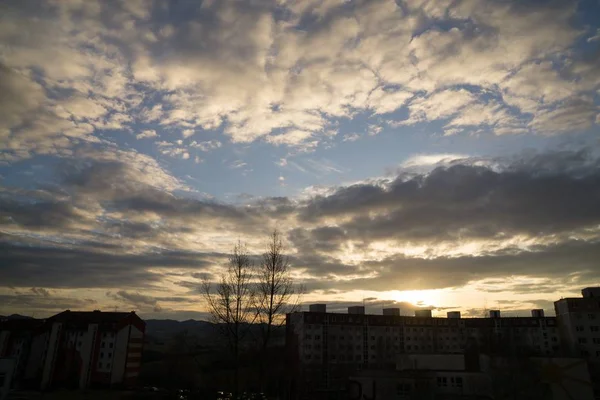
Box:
0;318;44;389
0;310;145;390
555;287;600;396
287;306;560;395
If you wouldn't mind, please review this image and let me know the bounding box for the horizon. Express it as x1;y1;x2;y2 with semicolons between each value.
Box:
1;0;600;322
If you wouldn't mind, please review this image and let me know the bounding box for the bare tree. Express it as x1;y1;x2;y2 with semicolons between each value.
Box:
202;241;256;398
256;229;302;350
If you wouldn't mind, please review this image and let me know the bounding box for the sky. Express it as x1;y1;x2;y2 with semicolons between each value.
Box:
1;0;600;320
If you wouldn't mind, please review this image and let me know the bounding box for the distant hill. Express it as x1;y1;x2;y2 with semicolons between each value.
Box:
144;319;285;345
0;314;34;320
145;318;215;339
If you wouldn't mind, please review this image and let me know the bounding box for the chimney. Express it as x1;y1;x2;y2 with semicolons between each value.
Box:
415;309;432;318
447;311;461;319
489;310;501;318
348;306;365;315
309;304;327;313
383;308;400;316
531;309;544;318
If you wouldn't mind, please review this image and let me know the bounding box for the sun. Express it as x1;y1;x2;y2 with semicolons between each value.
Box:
387;289;443;311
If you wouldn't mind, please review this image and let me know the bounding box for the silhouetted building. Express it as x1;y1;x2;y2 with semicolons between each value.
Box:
0;310;145;390
555;287;600;396
286;304;561;398
351;353;594;400
0;318;45;389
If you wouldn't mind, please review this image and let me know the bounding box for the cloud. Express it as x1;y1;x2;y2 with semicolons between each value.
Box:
230;160;248;169
0;0;596;163
267;130;315;148
401;89;477;125
299;151;600;245
343;133;360;142
0;290;97;313
189;140;222;152
401;153;470;169
182;129;195;138
1;147;600;313
529;97;598;134
136;129;158;139
588;29;600;43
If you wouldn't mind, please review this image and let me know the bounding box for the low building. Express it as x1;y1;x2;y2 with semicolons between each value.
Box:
351;353;594;400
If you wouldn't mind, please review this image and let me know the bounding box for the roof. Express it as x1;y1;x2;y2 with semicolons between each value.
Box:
48;310;145;328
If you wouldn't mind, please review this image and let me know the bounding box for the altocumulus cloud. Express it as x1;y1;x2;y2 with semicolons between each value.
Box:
0;0;598;160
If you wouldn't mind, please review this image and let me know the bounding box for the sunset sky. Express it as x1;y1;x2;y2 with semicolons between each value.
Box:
1;0;600;320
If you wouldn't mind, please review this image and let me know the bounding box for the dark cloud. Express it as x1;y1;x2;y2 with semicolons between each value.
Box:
0;290;96;312
301;240;600;292
2;149;600;301
299;150;600;241
0;239;221;289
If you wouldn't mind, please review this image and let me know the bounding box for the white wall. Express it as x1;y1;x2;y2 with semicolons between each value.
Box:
110;324;130;384
0;358;16;400
79;324;98;389
0;332;9;357
24;331;48;380
41;323;62;390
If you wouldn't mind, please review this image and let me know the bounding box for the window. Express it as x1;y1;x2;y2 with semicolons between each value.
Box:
436;377;448;387
579;338;588;344
109;343;113;348
106;363;111;369
98;362;103;368
591;326;599;332
456;377;463;388
576;326;585;332
589;314;596;320
593;338;600;344
108;352;112;358
100;352;104;359
101;342;105;348
396;383;411;395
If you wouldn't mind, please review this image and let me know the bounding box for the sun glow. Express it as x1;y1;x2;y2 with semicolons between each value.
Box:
387;289;444;310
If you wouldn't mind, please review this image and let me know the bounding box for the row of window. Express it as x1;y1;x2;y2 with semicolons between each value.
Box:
437;376;463;388
578;337;600;344
575;325;599;332
97;362;111;370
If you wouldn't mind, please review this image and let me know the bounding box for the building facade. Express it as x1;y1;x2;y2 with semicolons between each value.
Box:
554;287;600;396
286;289;600;399
0;310;145;390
